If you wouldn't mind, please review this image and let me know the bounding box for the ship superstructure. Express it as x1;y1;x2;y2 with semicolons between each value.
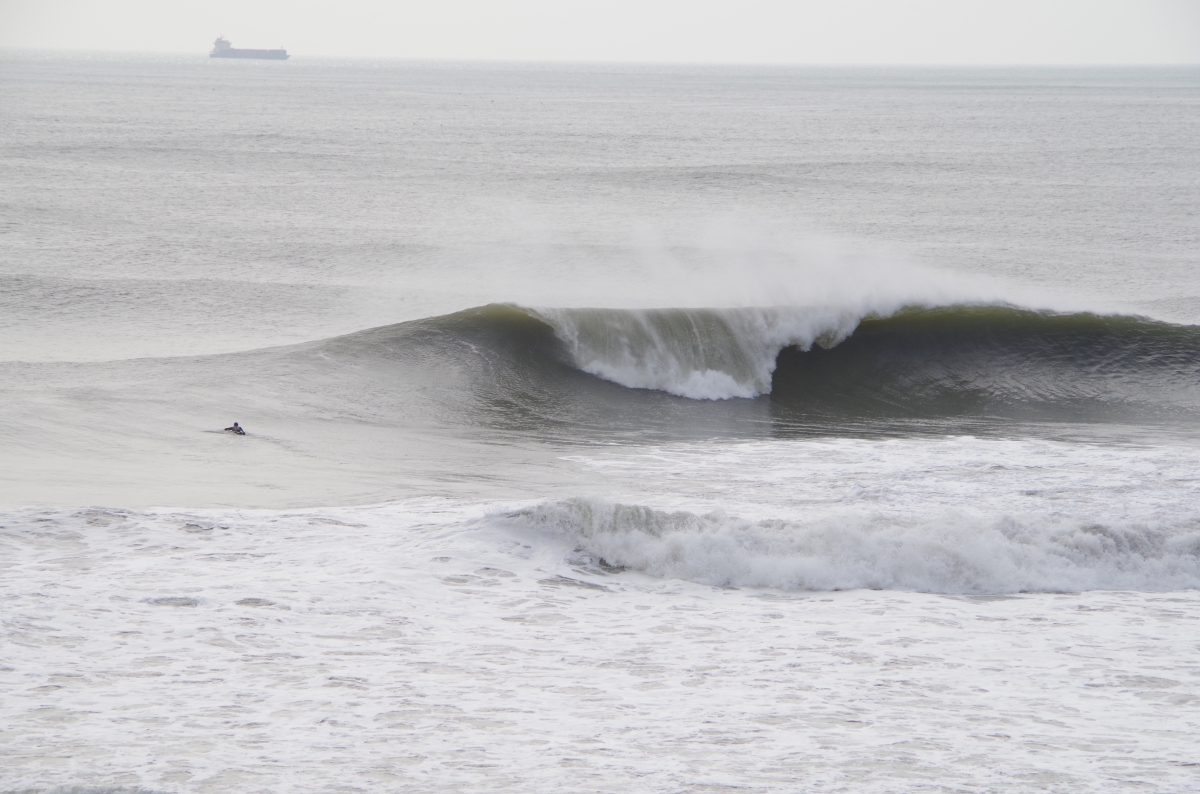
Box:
209;37;289;60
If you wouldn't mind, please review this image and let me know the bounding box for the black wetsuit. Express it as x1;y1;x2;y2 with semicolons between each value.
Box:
225;424;246;435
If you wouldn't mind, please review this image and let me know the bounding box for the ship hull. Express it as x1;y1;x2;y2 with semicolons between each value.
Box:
211;49;289;60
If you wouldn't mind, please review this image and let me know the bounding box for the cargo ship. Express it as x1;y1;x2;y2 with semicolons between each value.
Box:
209;36;289;60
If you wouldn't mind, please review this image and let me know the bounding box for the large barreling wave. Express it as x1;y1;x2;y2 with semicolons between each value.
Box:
534;303;1200;411
317;302;1200;429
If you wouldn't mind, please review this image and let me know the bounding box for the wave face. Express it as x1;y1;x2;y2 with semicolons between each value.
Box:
497;498;1200;594
285;303;1200;438
357;303;1200;427
767;306;1200;421
533;305;1200;411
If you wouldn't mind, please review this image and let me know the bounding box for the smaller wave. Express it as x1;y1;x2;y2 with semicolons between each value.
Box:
495;498;1200;594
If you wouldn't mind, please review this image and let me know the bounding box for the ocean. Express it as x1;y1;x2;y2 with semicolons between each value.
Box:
2;53;1199;792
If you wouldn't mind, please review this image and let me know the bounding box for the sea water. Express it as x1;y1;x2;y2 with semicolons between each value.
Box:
1;53;1199;792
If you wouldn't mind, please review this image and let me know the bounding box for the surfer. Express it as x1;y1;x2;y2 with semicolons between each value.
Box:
224;422;246;435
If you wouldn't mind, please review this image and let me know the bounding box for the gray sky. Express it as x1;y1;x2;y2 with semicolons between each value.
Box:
2;0;1199;63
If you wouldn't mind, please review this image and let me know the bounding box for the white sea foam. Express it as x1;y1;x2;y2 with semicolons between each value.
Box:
497;498;1200;593
3;437;1199;791
499;434;1200;594
4;498;1199;793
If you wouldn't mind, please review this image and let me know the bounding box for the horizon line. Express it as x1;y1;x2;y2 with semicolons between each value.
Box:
3;47;1200;68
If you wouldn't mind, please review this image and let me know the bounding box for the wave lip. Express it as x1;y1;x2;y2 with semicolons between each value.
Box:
496;498;1200;594
534;305;867;400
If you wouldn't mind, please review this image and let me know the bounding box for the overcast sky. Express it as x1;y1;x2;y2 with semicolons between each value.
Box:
2;0;1199;63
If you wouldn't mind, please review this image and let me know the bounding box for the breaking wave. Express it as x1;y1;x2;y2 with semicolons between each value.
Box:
496;498;1200;594
535;305;865;399
533;304;1200;406
321;302;1200;424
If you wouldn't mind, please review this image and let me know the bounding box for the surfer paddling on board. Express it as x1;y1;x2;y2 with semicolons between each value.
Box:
224;422;246;436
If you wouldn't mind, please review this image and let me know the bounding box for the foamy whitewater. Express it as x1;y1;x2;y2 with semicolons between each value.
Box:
2;55;1199;793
